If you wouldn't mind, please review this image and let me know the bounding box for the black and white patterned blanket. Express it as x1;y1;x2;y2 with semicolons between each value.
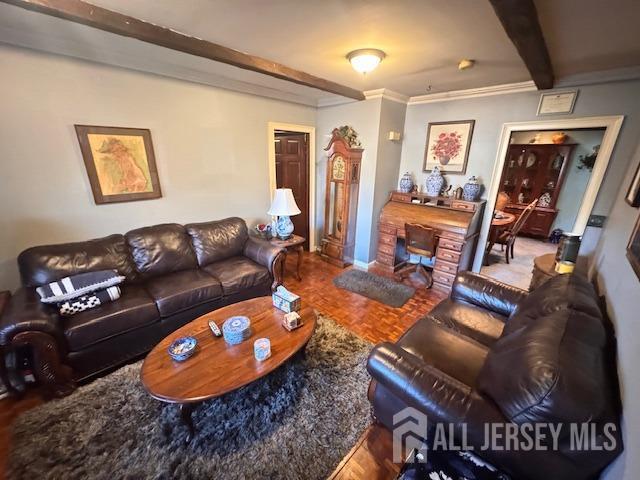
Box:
58;286;122;316
36;270;125;304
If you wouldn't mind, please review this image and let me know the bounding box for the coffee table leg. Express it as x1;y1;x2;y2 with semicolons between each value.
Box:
179;403;195;443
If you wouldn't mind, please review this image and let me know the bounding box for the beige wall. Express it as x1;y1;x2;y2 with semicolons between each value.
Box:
0;45;315;290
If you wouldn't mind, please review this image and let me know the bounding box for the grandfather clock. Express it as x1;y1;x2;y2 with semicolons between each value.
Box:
320;129;363;267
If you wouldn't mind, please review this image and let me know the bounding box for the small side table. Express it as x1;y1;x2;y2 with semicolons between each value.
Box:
270;235;306;281
530;253;559;290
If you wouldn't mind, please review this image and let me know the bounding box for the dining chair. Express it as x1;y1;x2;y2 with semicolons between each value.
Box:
492;198;539;264
401;223;438;288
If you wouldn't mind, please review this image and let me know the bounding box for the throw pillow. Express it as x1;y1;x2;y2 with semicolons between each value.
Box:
59;286;121;316
36;269;125;304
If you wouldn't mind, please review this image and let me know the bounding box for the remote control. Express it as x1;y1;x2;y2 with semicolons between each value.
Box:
208;320;222;337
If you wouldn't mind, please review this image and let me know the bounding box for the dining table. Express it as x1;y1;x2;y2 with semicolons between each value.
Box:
484;211;517;265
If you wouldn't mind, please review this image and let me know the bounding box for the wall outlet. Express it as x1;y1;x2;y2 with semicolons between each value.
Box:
388;131;402;141
587;215;607;228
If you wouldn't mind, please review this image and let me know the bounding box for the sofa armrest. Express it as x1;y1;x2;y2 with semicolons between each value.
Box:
367;342;506;427
243;237;285;288
0;287;64;346
451;271;528;318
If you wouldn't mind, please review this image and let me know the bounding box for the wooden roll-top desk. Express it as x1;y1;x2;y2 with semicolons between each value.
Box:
376;191;486;292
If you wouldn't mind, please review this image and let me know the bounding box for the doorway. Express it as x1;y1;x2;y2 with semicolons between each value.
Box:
275;131;309;249
474;116;624;289
267;122;316;251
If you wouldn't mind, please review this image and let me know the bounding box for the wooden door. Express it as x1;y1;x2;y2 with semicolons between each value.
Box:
275;132;309;249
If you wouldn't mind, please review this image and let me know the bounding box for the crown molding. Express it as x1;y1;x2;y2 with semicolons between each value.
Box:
317;88;409;108
316;96;358;108
408;81;536;105
364;88;409;105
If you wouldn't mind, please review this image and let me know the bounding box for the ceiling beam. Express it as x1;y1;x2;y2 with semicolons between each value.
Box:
489;0;554;90
1;0;366;101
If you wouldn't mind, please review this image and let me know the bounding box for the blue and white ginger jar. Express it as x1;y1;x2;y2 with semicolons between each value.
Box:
462;176;481;201
425;166;445;196
399;172;414;193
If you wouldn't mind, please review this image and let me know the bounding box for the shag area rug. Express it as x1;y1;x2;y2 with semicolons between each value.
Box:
333;269;415;307
8;315;372;480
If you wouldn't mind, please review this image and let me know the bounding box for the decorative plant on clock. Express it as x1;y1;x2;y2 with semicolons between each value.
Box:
337;125;361;148
431;131;463;165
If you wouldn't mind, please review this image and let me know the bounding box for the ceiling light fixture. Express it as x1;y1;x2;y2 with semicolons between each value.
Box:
347;49;386;74
458;59;475;70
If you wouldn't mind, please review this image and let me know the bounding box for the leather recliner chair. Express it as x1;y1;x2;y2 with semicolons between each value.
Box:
367;271;623;480
0;217;284;396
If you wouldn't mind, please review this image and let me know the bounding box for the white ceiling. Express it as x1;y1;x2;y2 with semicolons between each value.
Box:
0;0;639;105
89;0;531;96
535;0;640;78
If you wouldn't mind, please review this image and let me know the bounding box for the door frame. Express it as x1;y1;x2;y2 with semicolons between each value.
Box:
267;122;316;251
473;115;624;272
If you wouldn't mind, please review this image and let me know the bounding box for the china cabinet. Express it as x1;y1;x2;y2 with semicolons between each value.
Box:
320;129;363;267
499;143;575;237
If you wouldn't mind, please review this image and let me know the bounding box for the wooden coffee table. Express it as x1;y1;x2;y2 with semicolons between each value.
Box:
141;296;316;442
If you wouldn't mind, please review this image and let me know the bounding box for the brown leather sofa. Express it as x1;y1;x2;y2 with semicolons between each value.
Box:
0;217;284;396
367;272;622;480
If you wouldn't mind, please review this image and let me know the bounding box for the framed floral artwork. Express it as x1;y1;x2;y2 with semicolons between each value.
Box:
75;125;162;204
423;120;475;173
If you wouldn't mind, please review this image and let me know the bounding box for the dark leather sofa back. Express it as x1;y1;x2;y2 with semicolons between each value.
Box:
18;234;138;287
477;275;608;426
185;217;248;267
125;223;197;278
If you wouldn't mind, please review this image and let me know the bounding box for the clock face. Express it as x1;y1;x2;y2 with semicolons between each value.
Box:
332;155;346;181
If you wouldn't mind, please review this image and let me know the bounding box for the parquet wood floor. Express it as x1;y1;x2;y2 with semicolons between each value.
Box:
0;252;446;479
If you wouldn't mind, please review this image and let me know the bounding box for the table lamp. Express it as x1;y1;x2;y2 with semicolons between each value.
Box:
267;188;301;240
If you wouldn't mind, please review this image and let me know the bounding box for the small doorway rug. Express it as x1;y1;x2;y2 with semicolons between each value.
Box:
8;315;372;480
333;269;415;307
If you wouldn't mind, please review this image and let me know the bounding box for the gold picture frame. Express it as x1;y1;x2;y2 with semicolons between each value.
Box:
75;125;162;204
423;120;475;173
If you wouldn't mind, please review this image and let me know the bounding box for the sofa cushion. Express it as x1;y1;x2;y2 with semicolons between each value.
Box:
63;285;159;351
18;234;138;287
185;217;248;267
202;256;270;296
429;298;505;347
144;270;223;317
125;224;197;278
477;306;607;426
397;316;489;386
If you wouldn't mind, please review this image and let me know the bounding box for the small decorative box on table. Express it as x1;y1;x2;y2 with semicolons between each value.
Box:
272;285;300;313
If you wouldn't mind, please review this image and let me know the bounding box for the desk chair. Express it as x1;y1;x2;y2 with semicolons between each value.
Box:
402;223;438;288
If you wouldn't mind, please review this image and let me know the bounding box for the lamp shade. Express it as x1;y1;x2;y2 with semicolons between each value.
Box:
267;188;301;216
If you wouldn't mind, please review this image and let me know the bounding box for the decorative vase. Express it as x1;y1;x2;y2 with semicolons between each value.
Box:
275;215;294;240
438;155;450;165
462;176;481;201
539;192;552;208
552;132;567;144
425;167;445;196
399;172;414;193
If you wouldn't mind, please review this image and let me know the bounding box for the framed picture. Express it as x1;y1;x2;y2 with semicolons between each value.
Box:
75;125;162;204
627;213;640;280
625;161;640;207
423;120;475;173
537;90;578;115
